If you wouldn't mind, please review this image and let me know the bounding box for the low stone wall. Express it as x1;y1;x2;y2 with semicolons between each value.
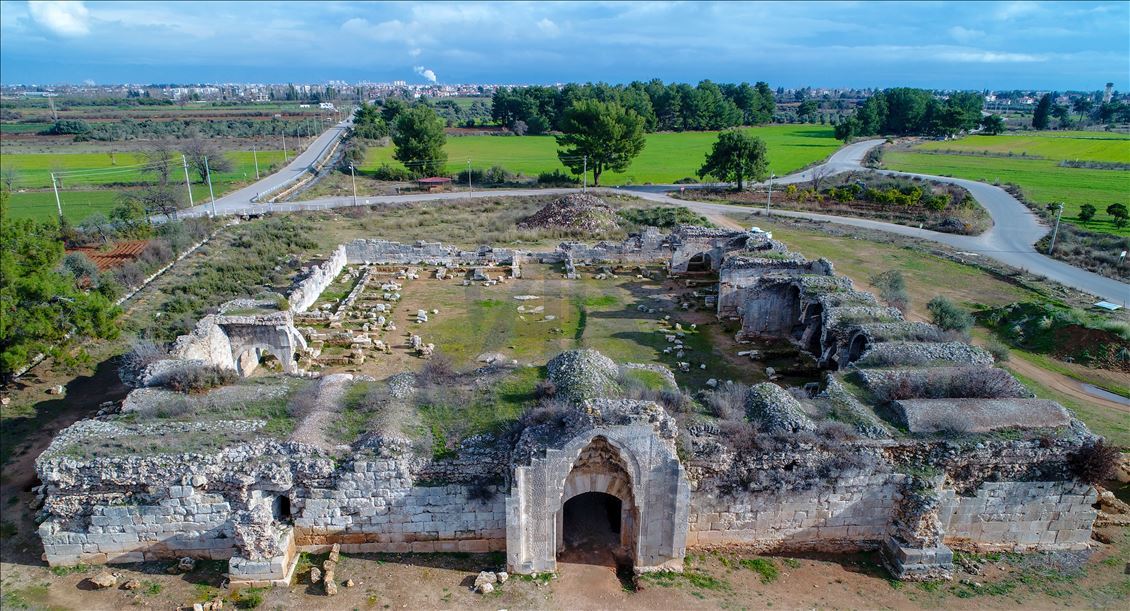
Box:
289;245;347;313
344;239;516;266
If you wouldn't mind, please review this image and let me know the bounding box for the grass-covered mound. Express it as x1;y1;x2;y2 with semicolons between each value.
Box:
979;302;1130;371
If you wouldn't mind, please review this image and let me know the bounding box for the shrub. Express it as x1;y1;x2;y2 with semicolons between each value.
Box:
536;169;580;186
816;420;858;442
718;420;760;452
370;163;413;181
702;382;748;420
927;296;973;335
418;353;457;385
521;399;571;429
1069;440;1120;484
61;252;99;282
869;270;909;313
985;338;1010;362
533;379;557;399
619;207;712;229
162;364;237;393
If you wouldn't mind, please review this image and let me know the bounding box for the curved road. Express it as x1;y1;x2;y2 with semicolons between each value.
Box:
190;126;1128;304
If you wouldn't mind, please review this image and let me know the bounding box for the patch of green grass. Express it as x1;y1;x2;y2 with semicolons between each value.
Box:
142;580;162;596
362;125;841;185
620;368;673;391
782;558;802;569
885;148;1130;236
231;586;265;609
0;583;51;609
579;294;619;308
49;563;89;576
740;557;780;583
515;572;554;585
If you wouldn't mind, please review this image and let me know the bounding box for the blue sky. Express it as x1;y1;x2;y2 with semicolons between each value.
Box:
1;1;1127;90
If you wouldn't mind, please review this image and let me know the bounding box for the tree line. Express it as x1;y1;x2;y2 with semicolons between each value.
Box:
43;117;328;142
490;80;776;134
834;88;985;141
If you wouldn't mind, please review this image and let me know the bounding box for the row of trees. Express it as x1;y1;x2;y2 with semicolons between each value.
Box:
44;117;325;142
1078;203;1128;229
833;88;985;141
491;80;776;134
1031;93;1130;129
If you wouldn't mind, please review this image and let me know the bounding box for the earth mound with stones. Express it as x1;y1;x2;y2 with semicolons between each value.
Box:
546;349;622;402
517;193;621;233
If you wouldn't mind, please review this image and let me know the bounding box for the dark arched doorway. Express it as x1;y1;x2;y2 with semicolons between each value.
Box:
561;492;623;563
686;252;713;272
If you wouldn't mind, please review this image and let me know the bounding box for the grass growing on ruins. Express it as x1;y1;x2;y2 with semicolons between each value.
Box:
361;125;841;185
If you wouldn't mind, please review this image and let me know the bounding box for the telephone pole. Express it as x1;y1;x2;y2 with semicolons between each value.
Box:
349;163;358;206
765;173;776;215
466;159;472;194
50;172;63;219
282;132;288;162
582;155;587;193
182;155;195;209
1047;202;1064;255
204;156;217;217
252;146;260;179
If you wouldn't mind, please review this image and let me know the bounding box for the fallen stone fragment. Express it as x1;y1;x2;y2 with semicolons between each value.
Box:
89;571;117;589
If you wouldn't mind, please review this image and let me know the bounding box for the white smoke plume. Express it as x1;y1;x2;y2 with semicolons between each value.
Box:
413;65;437;83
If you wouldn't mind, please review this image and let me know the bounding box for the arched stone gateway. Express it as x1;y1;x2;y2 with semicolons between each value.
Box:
506;400;690;575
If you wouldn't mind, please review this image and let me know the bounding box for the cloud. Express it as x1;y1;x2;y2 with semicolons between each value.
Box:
938;50;1046;63
537;18;560;37
948;25;983;43
28;0;90;37
409;48;422;57
413;65;437;83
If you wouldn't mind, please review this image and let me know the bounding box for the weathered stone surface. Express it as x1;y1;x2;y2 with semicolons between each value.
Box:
894;398;1072;434
745;383;815;434
89;571;116;589
546;349;621;402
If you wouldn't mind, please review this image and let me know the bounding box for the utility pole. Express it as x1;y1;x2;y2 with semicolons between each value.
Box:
349;163;357;206
204;156;217;217
282;131;288;163
582;155;587;193
1047;202;1064;255
467;159;472;194
765;173;776;215
182;155;195;208
50;172;63;219
252;146;260;179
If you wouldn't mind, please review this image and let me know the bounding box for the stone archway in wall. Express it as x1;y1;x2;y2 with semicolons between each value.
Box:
506;426;690;575
234;345;288;376
686;252;713;273
556;437;639;567
846;332;870;364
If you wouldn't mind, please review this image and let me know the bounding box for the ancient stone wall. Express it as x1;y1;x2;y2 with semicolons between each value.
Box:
288;245;347;313
940;481;1097;550
344;239;516;266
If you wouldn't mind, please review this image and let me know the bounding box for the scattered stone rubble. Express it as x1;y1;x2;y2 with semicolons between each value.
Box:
36;223;1103;588
517;193;621;234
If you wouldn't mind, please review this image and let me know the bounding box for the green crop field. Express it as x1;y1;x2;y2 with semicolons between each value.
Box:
361;126;841;186
2;149;286;222
886;131;1130;236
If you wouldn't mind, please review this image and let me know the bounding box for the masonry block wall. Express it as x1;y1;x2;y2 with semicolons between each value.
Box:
940;481;1097;550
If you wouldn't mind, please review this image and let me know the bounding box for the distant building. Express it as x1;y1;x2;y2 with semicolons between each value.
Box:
1104;82;1114;103
319;102;335;110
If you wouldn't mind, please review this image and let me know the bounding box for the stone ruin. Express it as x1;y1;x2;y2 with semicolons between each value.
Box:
35;224;1103;587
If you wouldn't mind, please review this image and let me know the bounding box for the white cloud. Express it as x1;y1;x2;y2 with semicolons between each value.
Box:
948;25;983;43
409;47;422;57
938;50;1045;63
537;18;560;36
28;0;90;37
413;65;437;82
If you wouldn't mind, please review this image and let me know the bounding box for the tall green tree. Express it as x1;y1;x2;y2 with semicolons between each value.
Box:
980;114;1005;135
392;105;447;177
0;193;121;376
1032;93;1053;129
696;129;768;189
555;99;646;186
1107;203;1128;229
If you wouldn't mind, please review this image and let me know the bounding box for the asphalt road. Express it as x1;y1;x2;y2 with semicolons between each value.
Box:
181;118;352;217
189;125;1127;304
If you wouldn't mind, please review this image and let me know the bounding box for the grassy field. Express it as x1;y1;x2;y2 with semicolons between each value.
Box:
885;131;1130;236
2;149;286;222
361;126;840;185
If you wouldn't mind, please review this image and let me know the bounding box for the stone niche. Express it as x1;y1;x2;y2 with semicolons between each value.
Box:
506;399;690;574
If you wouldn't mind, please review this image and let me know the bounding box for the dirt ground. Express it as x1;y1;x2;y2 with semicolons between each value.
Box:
2;521;1127;610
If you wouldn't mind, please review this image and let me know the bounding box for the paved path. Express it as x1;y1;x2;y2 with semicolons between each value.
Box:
181;118;352;217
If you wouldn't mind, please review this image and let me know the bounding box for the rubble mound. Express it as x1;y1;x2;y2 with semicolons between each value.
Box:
546;349;621;402
745;383;815;434
517;194;621;233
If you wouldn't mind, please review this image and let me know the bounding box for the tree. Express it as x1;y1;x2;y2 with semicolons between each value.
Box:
1;165;18;192
0;192;121;376
1078;203;1096;223
696;129;768;190
555;99;646;186
1072;97;1093;123
1051;104;1071;127
392;105;447;177
182;138;233;185
1107;203;1129;229
141;139;176;186
834;117;860;142
1032;93;1052;129
980;114;1005;135
927;296;972;335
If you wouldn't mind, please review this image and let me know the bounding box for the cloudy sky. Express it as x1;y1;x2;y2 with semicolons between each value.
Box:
1;1;1127;90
